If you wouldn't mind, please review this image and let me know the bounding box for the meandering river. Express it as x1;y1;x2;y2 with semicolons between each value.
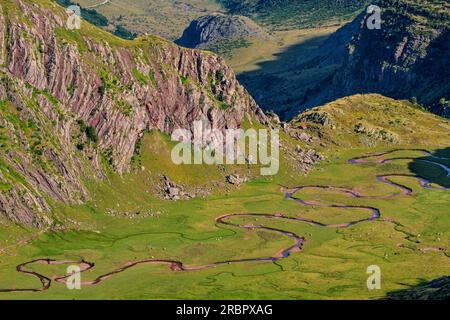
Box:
1;149;448;293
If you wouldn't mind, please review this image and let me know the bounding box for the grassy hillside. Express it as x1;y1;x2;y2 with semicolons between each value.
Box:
55;0;137;39
227;27;337;72
76;0;224;40
290;94;450;151
217;0;369;29
75;0;368;39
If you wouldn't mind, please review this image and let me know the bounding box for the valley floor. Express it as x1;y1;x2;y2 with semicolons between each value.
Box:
226;26;341;119
0;146;449;299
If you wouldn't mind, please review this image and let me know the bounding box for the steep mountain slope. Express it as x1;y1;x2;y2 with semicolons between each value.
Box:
0;0;266;226
294;0;450;118
176;14;269;56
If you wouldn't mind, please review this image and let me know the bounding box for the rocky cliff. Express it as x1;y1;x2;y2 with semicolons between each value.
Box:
298;0;450;118
0;0;266;227
176;14;268;50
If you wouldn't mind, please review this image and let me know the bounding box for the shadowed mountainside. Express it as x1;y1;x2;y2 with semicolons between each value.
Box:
387;276;450;300
295;0;450;118
409;147;450;188
237;19;359;119
238;0;450;120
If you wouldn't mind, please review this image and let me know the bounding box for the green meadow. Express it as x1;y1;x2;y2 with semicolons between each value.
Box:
0;143;448;299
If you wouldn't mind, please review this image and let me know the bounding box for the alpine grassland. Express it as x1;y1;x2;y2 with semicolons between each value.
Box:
1;95;448;299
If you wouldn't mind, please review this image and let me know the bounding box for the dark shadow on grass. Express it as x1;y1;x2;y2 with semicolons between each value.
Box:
236;33;337;120
386;276;450;300
408;147;450;188
236;18;362;120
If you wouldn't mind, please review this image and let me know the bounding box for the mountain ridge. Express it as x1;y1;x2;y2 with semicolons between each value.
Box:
0;0;266;226
295;0;450;118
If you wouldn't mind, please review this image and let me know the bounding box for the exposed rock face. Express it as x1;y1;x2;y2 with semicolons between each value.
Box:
279;142;325;175
297;111;334;128
226;174;247;185
299;0;450;117
297;148;325;166
161;175;190;201
354;122;399;143
176;14;268;49
0;0;266;226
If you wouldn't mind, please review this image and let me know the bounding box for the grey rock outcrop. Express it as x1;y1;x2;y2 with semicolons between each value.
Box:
176;14;268;49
